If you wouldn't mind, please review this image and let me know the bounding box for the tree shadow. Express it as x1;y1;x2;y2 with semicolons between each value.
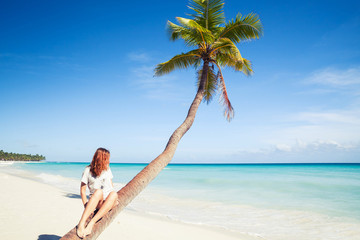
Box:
64;193;81;199
38;234;61;240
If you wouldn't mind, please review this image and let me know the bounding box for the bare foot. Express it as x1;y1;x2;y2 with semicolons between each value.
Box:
84;221;95;237
76;225;85;239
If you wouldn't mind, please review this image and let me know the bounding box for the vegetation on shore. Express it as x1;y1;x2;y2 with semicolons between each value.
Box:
0;150;45;161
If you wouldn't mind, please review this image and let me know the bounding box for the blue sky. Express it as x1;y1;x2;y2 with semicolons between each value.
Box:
1;0;360;163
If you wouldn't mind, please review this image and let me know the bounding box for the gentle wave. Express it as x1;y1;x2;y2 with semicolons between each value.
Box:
128;189;360;240
0;161;14;165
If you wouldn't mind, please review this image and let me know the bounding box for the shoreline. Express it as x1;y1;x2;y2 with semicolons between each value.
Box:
0;160;45;164
0;170;255;240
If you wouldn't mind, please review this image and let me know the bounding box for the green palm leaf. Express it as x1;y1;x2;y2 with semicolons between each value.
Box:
220;13;263;43
211;38;243;60
233;57;252;75
167;21;184;41
188;0;225;33
167;20;209;46
176;17;215;44
154;51;201;76
215;52;253;76
167;21;201;46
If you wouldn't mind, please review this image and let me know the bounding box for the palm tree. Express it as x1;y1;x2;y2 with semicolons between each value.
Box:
61;1;262;239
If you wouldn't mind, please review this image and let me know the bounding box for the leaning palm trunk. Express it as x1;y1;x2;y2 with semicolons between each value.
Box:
60;63;209;240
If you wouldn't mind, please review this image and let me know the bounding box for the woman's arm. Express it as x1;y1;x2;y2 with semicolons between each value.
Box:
80;182;88;207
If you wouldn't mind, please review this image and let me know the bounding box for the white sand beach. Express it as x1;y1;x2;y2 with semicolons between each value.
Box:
0;171;253;240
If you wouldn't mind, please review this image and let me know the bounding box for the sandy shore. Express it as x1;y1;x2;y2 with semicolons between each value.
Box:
0;171;251;240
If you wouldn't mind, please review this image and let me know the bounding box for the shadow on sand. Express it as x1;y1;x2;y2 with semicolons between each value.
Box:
64;193;81;199
38;234;61;240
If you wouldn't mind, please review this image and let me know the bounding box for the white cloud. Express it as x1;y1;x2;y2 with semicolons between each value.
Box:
277;140;355;153
231;140;360;163
305;67;360;87
292;110;360;125
289;66;360;147
237;140;356;155
275;144;292;152
129;65;182;100
289;109;360;140
131;65;170;88
233;108;360;162
128;52;151;62
18;140;38;148
222;66;360;163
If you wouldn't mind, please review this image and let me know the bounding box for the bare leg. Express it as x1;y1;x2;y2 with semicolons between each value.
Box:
83;191;118;236
77;189;104;238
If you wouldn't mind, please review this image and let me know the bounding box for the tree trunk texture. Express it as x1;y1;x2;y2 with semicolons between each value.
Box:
61;62;209;240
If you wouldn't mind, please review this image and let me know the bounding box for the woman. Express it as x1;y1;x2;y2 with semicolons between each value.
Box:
76;147;118;238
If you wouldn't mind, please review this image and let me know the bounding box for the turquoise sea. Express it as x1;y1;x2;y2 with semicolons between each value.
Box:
2;162;360;239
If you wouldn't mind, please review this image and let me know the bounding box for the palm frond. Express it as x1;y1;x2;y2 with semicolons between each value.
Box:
167;21;198;45
215;65;234;121
176;17;215;44
215;52;253;76
167;20;208;46
219;13;263;43
234;57;252;75
188;0;225;33
211;37;243;60
167;21;183;41
197;64;218;104
154;51;201;76
194;57;202;69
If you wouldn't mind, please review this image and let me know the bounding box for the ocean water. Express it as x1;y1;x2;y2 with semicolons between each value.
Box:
2;162;360;240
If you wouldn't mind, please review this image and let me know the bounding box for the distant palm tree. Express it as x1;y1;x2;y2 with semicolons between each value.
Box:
61;1;262;239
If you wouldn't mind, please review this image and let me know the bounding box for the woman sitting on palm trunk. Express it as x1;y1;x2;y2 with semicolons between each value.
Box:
76;147;118;238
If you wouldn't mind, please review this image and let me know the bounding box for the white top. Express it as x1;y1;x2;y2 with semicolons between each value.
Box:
81;166;114;198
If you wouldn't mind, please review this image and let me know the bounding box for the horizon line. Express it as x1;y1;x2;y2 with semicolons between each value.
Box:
42;161;360;165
